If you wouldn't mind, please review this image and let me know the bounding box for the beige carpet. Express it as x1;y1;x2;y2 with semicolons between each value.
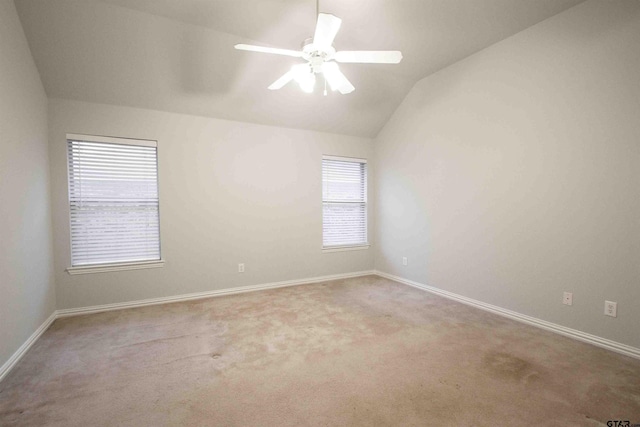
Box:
1;275;639;426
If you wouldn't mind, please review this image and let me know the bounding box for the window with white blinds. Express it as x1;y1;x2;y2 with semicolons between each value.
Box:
66;134;161;267
322;156;368;248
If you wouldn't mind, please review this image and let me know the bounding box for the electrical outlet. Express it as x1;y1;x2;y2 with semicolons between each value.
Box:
563;292;573;306
402;257;408;266
604;301;617;317
238;263;245;273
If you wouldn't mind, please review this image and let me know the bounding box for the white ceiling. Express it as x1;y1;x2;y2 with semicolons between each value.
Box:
15;0;584;137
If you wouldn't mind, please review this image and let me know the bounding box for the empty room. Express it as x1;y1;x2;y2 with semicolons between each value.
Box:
1;0;640;425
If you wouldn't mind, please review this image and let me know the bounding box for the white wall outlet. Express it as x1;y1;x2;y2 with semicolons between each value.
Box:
402;257;408;266
238;263;245;273
604;301;617;317
562;292;573;306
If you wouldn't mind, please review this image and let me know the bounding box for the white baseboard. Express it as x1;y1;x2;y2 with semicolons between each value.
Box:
0;311;57;383
57;270;376;318
375;270;640;360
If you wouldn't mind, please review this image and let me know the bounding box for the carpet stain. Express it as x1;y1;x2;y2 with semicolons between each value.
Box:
482;351;539;382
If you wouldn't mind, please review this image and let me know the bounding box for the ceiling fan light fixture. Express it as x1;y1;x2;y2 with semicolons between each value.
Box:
299;76;315;93
292;64;316;93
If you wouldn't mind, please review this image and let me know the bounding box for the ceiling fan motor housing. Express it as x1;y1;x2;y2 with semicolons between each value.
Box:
301;37;336;73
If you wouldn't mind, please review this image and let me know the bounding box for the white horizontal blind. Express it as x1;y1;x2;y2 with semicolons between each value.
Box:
67;136;161;266
322;156;367;247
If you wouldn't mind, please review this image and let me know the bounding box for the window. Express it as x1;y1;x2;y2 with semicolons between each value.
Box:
66;134;161;270
322;155;368;249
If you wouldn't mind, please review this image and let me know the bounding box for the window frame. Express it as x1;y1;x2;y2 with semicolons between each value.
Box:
321;155;369;252
65;133;164;275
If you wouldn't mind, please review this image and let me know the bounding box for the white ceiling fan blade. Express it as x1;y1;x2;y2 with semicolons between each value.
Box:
323;62;354;94
335;50;403;64
235;44;302;58
268;70;295;90
313;13;342;50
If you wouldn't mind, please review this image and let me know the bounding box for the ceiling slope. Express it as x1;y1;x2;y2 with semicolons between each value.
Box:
15;0;584;137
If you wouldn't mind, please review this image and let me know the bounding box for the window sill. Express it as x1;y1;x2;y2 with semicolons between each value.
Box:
66;260;165;275
322;244;370;253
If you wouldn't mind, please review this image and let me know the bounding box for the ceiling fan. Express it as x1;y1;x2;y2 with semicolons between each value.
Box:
234;7;402;95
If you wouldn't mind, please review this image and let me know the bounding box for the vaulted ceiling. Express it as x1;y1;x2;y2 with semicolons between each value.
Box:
15;0;584;137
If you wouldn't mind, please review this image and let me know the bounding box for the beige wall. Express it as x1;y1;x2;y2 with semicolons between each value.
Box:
49;99;374;309
0;0;56;368
374;0;640;348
